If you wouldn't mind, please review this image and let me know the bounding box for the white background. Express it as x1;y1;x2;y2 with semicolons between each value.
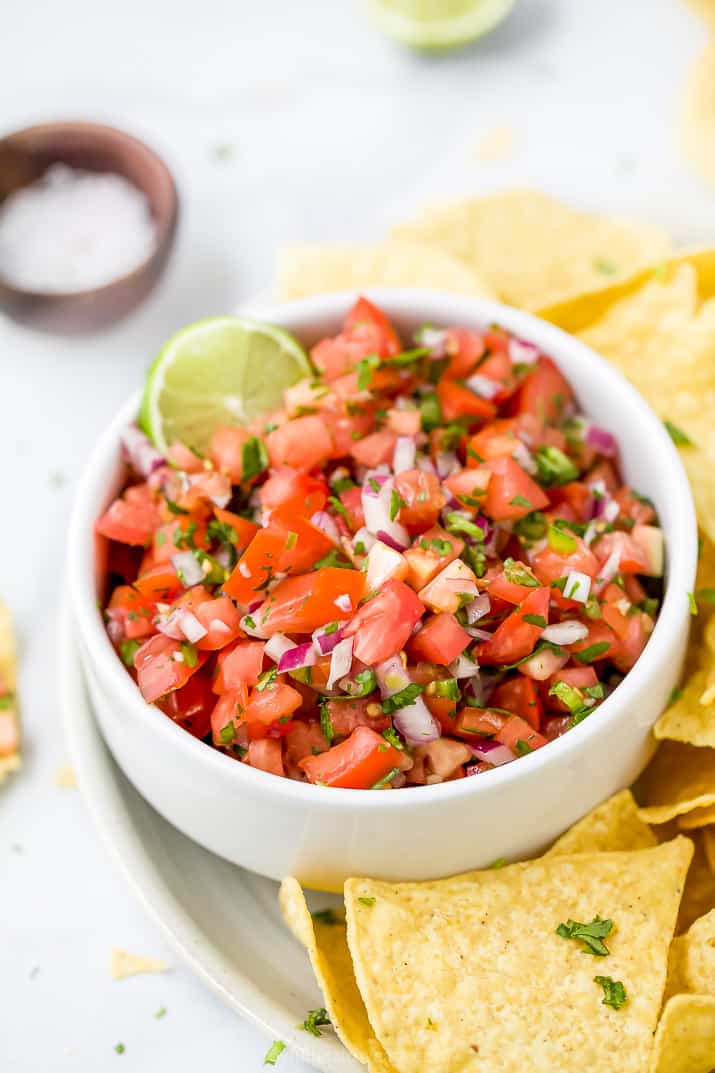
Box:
1;1;714;1070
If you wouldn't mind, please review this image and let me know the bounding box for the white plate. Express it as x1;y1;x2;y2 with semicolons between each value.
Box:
58;596;361;1073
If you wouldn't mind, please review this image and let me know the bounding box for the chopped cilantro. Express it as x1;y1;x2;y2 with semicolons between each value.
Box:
330;475;355;495
382;726;406;750
243;615;256;630
356;353;381;391
390;488;407;521
256;668;277;692
514;739;534;756
381;683;424;713
114;1043;125;1055
298;1008;331;1037
489;857;507;869
503;557;540;587
573;641;610;664
320;704;334;747
664;420;693;447
533;445;579;486
514;511;547;542
155;1007;167;1020
549;680;585;712
463;544;487;578
218;722;236;744
371;767;400;790
263;1040;286;1065
119;640;140;668
358;896;376;907
432;678;460;700
165;498;188;515
180;643;198;669
207;519;238;545
594;975;627;1009
510;494;532;509
343;669;377;698
313;548;352;570
327;494;349;520
419;393;442;432
522;614;547;627
556;915;613;956
667;686;683;706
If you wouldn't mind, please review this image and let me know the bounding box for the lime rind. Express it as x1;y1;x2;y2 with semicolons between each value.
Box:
369;0;516;49
139;316;311;454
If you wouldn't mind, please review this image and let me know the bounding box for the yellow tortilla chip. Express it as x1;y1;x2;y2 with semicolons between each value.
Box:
278;877;395;1071
275;240;495;302
704;826;715;872
470;125;516;162
649;994;715;1073
345;840;692;1073
0;601;20;783
656;670;715;750
679;831;715;934
679;907;715;995
391;189;671;311
680;38;715;189
53;764;78;789
637;742;715;824
679;803;715;830
110;948;168;979
547;789;657;855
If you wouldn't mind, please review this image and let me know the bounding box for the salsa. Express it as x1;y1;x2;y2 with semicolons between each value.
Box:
97;298;664;789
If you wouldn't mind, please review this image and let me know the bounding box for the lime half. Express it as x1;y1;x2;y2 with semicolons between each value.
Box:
368;0;516;49
138;316;312;454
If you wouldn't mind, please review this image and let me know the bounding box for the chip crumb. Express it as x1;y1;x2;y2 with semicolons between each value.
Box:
54;764;77;789
110;948;168;980
470;125;516;163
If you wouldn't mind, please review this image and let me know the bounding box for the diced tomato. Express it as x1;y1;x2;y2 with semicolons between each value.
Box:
210;425;252;482
133;562;182;601
442;467;492;512
488;567;540;606
270;509;336;573
156;670;214;739
256;568;365;636
569;621;618;662
549;481;592;523
107;585;157;640
454;707;506;739
152;518;210;563
192;596;244;650
496;714;548;753
210;686;249;746
404;527;463;590
444;327;486;378
393;469;446;532
259;467;327;518
467;419;520;464
266;416;333;472
350;429;397;468
412;738;472;779
134;634;208;703
326;697;390;738
425;694;460;735
593;531;648;575
387;407;421;436
343;579;424;664
408;613;471;665
242;680;303;731
437;379;497;423
514;356;573;424
418;559;478;615
299;725;402;788
343;296;401;357
214;639;265;692
284;721;329;769
337;485;365;532
491;676;543;731
612;610;653;672
177;470;231;515
479;585;549;665
223;528;289;604
96;495;158;546
324;407;376;458
614;486;656;526
531;536;599;587
247;738;284;777
482;456;549;521
168;441;204;473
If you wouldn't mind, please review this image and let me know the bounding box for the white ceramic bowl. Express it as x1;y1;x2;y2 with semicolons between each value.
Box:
67;290;698;891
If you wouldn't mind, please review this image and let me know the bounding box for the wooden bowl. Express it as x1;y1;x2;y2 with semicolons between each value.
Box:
0;121;179;333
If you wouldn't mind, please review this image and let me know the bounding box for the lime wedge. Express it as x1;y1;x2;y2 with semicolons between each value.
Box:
138;316;311;454
368;0;515;49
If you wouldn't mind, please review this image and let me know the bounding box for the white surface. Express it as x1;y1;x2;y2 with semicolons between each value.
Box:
1;0;712;1070
68;291;696;888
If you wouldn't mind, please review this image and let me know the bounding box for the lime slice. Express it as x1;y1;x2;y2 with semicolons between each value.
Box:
138;316;312;454
368;0;515;49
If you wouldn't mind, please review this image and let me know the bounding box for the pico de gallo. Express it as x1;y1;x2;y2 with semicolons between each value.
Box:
97;297;664;789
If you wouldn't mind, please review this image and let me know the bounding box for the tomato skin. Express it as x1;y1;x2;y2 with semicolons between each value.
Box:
193;596;244;650
338;486;365;531
612;610;653;672
467;419;520;464
531;536;599;586
545;666;598;712
488;569;539;606
210;425;251;482
299;725;402;788
133;562;182;601
157;670;214;739
482;456;549;521
569;621;618;663
496;714;548;753
437;379;497;423
444;328;486;378
214;640;265;692
408;613;471;665
479;585;550;665
243;681;302;729
213;507;260;551
223;529;289;604
343;297;401;357
491;676;543;731
266;416;333;472
326;697;390;738
515;356;573;423
343;579;424;665
593;531;648;575
107;585;156;640
134;634;208;703
442;467;491;512
269;509;336;573
403;527;464;590
350;429;397;468
256;568;365;636
210;686;249;746
387;407;421;436
260;467;327;518
247;738;285;777
96;496;158;546
394;470;446;532
454;707;506;739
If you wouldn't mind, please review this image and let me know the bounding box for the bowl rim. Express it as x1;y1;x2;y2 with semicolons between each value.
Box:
67;288;698;810
0;119;179;301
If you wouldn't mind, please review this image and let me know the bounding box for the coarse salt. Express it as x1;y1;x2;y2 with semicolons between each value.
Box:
0;164;156;293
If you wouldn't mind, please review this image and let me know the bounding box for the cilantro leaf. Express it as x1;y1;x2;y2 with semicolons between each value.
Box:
298;1008;331;1037
241;436;269;483
556;915;613;956
381;683;424;713
664;420;693;447
594;975;627;1009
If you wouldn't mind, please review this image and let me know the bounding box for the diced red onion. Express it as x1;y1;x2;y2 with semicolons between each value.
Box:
541;620;589;645
508;337;540;366
465;373;500;400
171;551;204;587
511;440;537;475
602;499;620;524
327;636;353;689
519;646;568;680
375;529;408;553
247;598;263;613
449;653;480;679
414;325;449;356
464;626;493;641
238;561;252;579
333;593;353;613
120;425;166;477
278;642;316;674
265;633;295;663
465;593;491;624
208;618;231;638
417;456;438;477
366;541;406;589
214;546;234;570
469;740;515;766
179;610;208;643
312;625;344;656
241;614;268;639
595;547;621;593
586;424;618;458
311;511;340;543
563;570;591;604
393;696;440;745
435;451;460;478
362;472;390;498
393;436;416;475
352;527;376;555
375;656;411;698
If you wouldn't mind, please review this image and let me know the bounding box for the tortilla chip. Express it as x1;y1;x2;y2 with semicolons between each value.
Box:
679;907;715;995
680;39;715;189
470;125;516;163
275;240;496;302
705;826;715;872
278;877;396;1071
110;948;168;979
53;764;78;789
679;832;715;934
546;789;657;855
679;803;715;830
649;994;715;1073
345;840;692;1073
390;189;671;311
637;742;715;824
0;601;20;783
655;670;715;750
664;934;689;1000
